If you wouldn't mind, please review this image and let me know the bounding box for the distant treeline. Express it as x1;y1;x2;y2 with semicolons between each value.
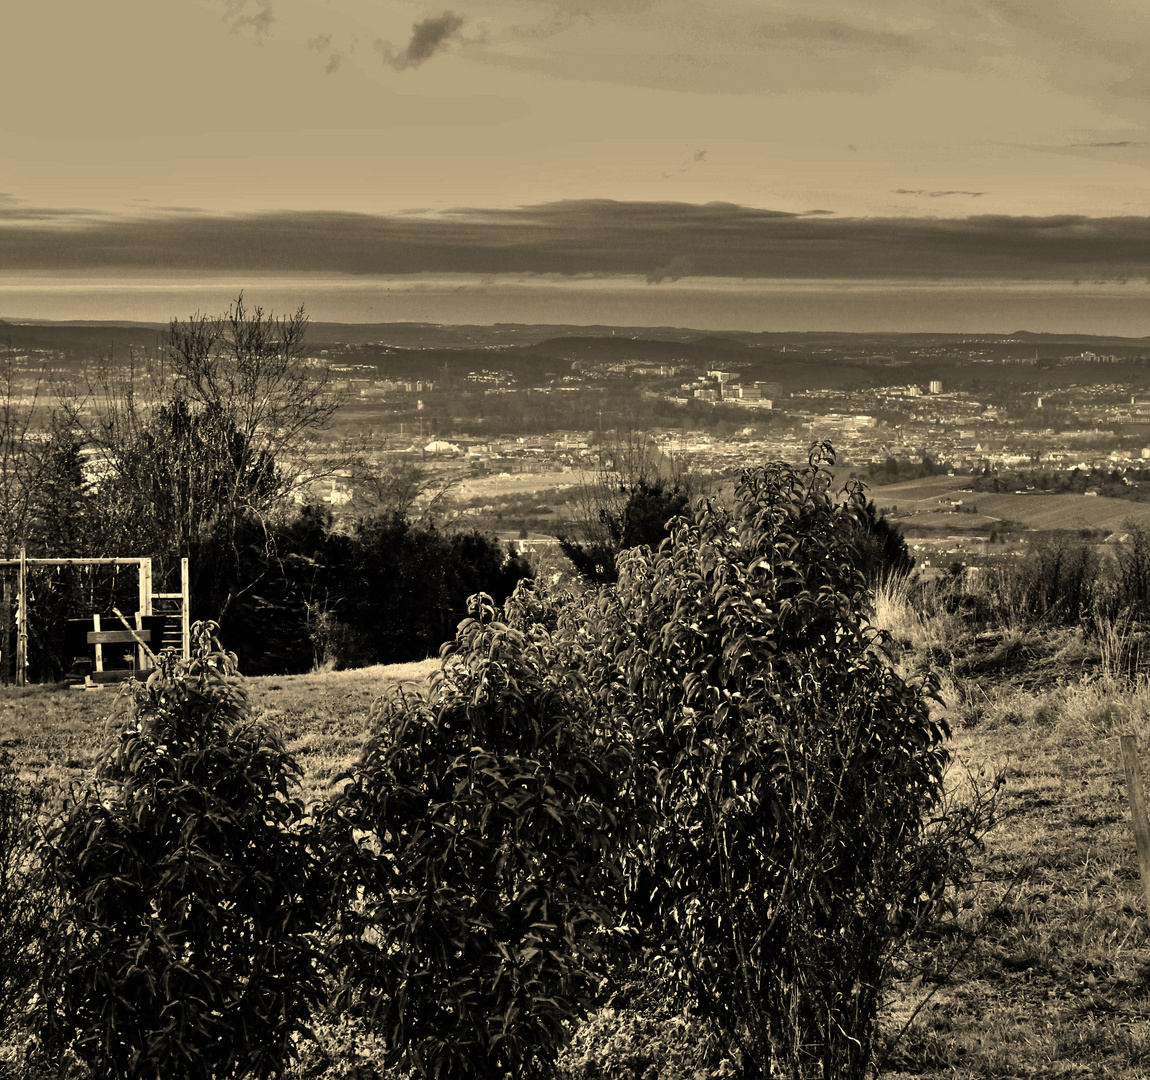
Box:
969;467;1150;502
0;298;532;681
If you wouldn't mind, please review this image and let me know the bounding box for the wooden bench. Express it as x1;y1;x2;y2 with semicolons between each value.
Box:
83;614;154;683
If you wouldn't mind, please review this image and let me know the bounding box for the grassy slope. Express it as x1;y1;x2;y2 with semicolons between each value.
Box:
885;702;1150;1078
871;585;1150;1079
0;659;438;805
872;475;1150;532
7;640;1150;1077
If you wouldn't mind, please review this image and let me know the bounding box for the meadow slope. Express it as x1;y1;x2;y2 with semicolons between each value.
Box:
5;639;1150;1077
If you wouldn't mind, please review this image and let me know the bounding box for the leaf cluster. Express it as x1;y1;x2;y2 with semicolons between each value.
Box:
594;443;957;1079
37;623;330;1080
321;587;634;1079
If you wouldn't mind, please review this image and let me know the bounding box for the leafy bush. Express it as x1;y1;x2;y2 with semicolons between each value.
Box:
36;624;330;1080
555;967;733;1080
593;444;967;1080
998;534;1100;624
320;588;633;1080
0;752;55;1040
1113;521;1150;619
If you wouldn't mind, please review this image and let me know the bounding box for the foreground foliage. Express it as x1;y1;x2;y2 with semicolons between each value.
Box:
321;588;633;1079
6;444;999;1079
36;625;330;1080
601;445;967;1079
0;751;54;1040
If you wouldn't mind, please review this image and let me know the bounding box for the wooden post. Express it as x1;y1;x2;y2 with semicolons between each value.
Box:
139;558;152;617
1120;734;1150;918
1;572;10;686
92;614;104;674
180;557;190;660
15;546;26;688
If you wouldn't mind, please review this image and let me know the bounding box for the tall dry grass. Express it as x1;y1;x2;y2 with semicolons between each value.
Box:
869;574;965;657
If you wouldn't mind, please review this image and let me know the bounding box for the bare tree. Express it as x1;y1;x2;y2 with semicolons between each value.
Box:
71;295;345;604
344;454;460;525
165;294;342;485
556;427;706;580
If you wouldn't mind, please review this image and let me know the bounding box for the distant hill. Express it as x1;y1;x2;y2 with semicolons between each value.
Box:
4;316;1150;378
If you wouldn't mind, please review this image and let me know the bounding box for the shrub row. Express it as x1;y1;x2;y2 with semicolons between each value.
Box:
936;523;1150;629
2;448;983;1080
23;507;533;680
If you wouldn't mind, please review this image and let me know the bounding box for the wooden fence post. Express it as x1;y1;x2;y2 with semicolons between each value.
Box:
181;557;190;660
1;571;10;686
1120;734;1150;917
15;546;26;688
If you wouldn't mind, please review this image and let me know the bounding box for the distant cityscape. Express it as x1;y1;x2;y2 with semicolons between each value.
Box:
9;319;1150;543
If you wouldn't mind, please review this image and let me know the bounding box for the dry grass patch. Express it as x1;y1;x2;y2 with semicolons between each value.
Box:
869;574;966;661
881;670;1150;1080
0;658;440;807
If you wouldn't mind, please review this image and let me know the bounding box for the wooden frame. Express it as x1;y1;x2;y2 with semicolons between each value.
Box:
3;549;190;686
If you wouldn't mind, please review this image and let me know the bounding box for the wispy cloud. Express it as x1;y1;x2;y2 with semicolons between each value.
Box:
4;201;1150;283
377;12;465;71
223;0;274;38
892;188;993;197
894;189;988;198
1071;140;1150;148
755;16;917;52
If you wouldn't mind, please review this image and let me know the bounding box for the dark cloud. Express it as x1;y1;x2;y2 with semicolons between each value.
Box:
757;16;917;52
223;0;274;38
377;12;465;71
6;201;1150;283
308;33;343;74
894;189;987;198
664;148;708;178
1074;140;1150;148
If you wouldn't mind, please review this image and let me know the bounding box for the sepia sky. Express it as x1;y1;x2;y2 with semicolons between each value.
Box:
6;0;1150;331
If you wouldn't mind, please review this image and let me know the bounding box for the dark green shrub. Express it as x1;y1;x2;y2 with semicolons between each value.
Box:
320;588;633;1080
1113;521;1150;619
596;444;962;1080
334;514;533;668
0;752;55;1040
845;497;914;586
210;508;533;675
1003;534;1100;624
36;624;330;1080
559;478;691;585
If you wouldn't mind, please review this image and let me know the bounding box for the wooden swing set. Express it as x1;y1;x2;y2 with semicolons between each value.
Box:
4;548;190;687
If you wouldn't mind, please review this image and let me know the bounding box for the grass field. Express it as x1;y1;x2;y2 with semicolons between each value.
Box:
0;659;438;805
6;631;1150;1077
872;475;1150;534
